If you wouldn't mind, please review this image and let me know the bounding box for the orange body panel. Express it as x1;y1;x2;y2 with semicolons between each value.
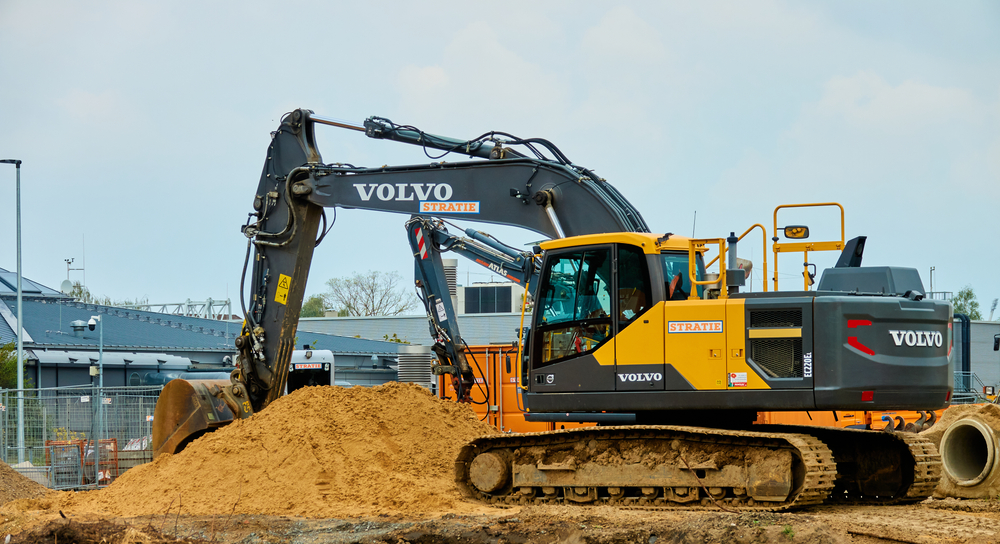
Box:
438;345;596;433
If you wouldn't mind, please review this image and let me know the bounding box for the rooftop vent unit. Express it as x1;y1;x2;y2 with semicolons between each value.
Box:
69;319;87;337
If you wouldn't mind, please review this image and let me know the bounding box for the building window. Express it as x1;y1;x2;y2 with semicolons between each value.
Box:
464;286;512;314
129;372;141;386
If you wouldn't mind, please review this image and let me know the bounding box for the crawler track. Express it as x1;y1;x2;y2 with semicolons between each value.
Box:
455;425;940;511
456;425;837;511
759;425;941;505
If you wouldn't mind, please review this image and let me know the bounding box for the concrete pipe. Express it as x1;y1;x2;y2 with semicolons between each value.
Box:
938;417;1000;497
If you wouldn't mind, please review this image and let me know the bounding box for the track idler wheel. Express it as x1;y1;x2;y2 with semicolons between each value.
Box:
468;451;510;494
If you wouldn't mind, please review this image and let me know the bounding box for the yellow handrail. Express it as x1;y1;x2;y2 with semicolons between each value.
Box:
515;279;530;391
688;238;726;300
772;202;845;291
704;223;768;292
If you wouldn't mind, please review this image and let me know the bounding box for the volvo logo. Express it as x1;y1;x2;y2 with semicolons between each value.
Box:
889;330;943;347
617;373;663;382
353;183;453;202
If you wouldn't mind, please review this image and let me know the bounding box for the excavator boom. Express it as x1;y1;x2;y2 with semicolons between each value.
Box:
153;108;647;456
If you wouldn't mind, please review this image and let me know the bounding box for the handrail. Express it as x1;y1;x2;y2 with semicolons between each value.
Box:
772;202;845;291
516;279;530;391
688;238;726;300
705;223;768;292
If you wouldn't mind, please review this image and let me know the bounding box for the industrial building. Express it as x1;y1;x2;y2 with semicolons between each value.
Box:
0;267;404;388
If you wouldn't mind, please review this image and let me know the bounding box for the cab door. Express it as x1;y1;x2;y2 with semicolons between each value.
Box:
529;246;616;392
614;244;665;391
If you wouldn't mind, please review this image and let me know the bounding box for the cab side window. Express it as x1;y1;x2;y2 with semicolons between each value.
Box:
617;245;651;326
662;252;704;300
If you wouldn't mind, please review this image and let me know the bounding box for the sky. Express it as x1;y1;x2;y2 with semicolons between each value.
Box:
1;1;998;318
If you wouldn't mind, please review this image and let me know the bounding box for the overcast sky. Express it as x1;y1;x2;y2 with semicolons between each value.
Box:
1;1;998;317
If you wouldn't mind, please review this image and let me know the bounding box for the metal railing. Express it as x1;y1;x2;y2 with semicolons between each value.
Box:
953;371;990;404
0;386;161;489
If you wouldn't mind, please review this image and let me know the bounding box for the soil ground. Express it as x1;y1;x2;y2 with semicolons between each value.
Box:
3;385;997;543
3;498;1000;543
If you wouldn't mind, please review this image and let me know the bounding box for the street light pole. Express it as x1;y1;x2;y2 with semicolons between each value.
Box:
88;315;103;485
1;159;24;464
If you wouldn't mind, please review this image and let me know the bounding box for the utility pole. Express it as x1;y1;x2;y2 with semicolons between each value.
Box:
1;159;24;463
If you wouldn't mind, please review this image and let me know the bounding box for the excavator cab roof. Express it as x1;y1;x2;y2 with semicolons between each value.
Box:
539;232;699;255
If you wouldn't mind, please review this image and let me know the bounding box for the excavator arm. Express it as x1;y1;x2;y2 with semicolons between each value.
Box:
406;216;540;400
152;108;647;456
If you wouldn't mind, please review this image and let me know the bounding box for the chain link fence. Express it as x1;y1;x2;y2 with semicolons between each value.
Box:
0;386;162;489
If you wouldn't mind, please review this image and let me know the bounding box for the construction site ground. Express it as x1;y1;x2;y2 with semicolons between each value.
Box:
4;498;1000;544
2;384;998;544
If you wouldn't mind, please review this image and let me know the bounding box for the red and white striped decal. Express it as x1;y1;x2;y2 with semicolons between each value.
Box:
415;227;428;259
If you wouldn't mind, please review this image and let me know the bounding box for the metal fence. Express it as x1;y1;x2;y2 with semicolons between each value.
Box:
953;371;990;404
0;386;162;489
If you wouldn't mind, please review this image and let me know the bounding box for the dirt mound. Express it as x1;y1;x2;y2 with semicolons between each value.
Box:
75;383;497;518
0;460;48;505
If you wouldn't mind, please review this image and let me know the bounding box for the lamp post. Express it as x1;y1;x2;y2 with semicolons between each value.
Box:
88;315;102;485
1;159;24;464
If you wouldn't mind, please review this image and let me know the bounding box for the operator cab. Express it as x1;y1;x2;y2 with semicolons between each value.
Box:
526;233;706;394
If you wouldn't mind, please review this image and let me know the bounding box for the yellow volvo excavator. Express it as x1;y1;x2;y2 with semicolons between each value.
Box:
153;109;951;510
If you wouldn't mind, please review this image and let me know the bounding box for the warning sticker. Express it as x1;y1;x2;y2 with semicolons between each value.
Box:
435;299;448;322
275;274;291;305
728;372;748;387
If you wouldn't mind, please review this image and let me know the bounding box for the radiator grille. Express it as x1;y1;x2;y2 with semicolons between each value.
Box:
749;309;803;328
750;338;803;378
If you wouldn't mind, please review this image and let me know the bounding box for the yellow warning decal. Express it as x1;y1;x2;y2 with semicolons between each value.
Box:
275;274;291;305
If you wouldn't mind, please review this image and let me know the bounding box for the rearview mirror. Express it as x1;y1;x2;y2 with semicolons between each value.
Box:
783;225;810;239
994;334;999;351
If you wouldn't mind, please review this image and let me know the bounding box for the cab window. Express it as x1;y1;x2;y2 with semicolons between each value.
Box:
661;252;705;300
535;248;612;366
617;244;651;325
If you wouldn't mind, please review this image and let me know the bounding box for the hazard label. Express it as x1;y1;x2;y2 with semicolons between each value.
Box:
728;372;748;387
275;274;291;305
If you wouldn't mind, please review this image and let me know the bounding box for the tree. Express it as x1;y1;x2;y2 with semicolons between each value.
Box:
0;341;30;389
67;281;148;308
325;270;418;316
952;285;983;320
300;294;328;318
68;281;94;303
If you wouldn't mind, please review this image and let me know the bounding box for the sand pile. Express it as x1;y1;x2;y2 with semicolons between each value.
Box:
0;462;48;505
78;382;497;518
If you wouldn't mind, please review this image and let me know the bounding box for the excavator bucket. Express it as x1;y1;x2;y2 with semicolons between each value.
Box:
152;379;236;458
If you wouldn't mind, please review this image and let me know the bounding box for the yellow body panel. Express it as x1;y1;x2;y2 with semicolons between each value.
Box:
590;336;615;366
613;304;665;367
726;300;770;390
664;300;728;390
540;232;698;254
748;328;802;339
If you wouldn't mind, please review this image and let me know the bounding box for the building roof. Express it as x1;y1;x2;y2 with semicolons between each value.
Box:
0;267;403;357
0;297;403;356
0;267;67;298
